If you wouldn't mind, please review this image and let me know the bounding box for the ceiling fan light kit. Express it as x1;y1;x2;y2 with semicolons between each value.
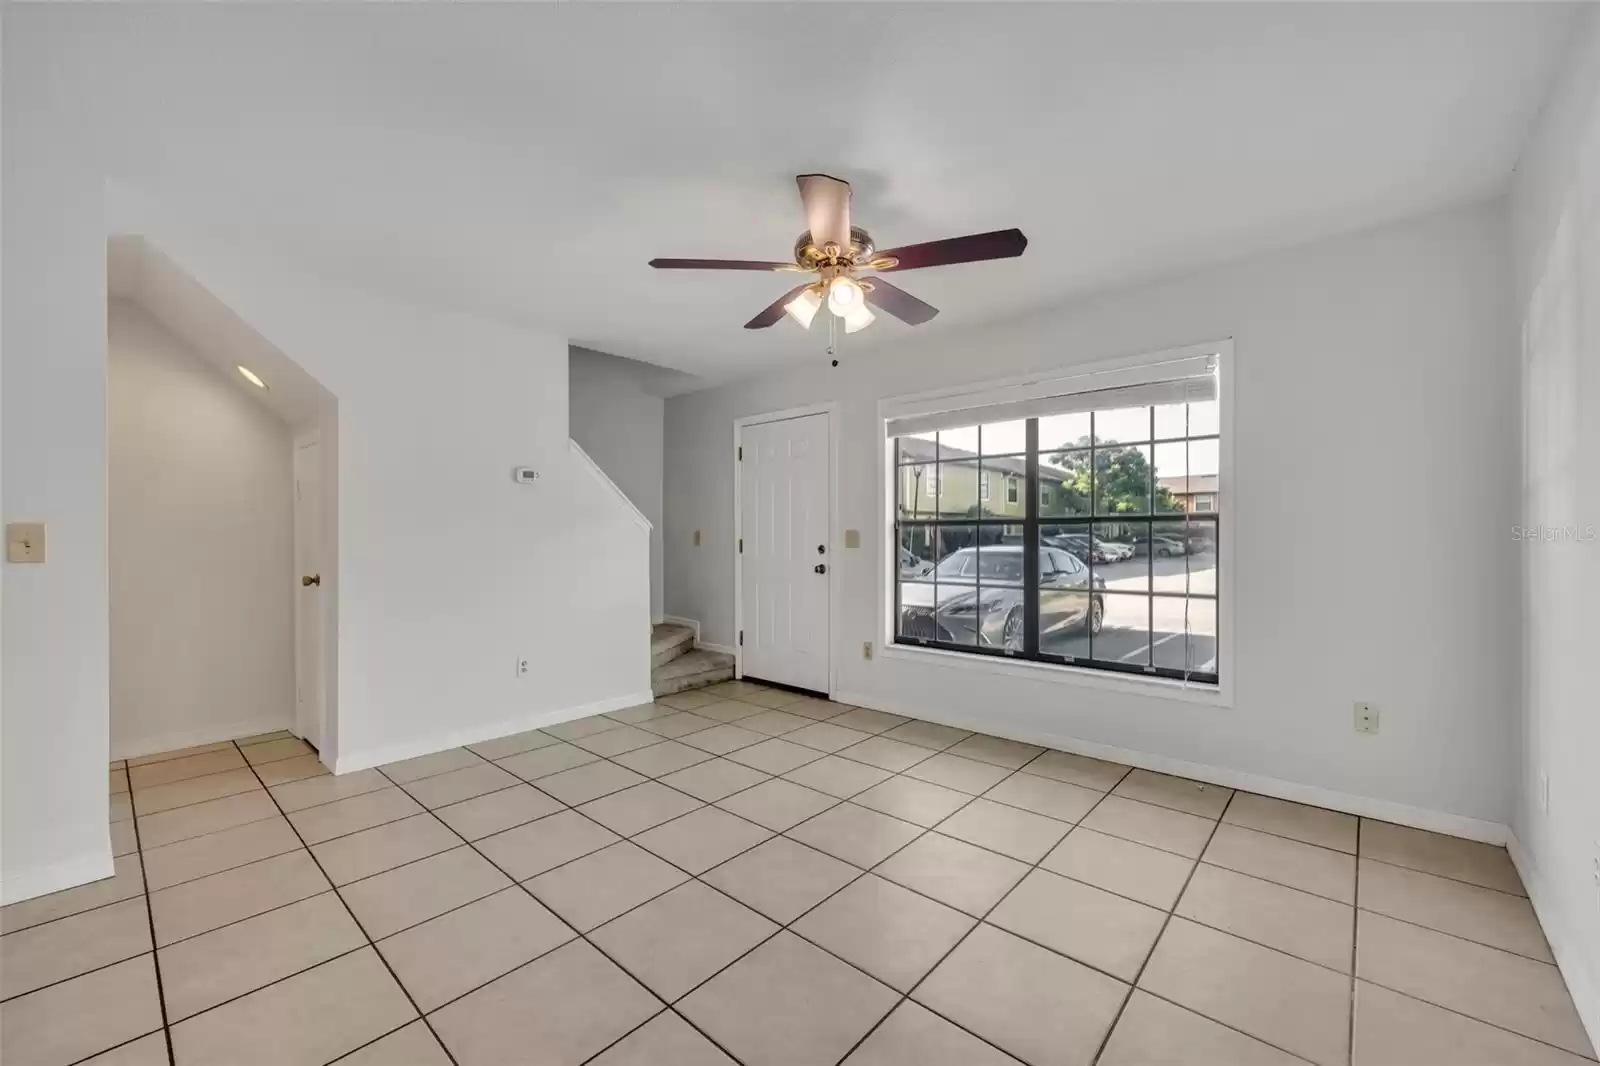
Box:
649;173;1027;357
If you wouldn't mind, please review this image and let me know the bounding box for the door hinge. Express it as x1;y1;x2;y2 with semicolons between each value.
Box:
737;446;743;460
738;538;743;553
739;630;744;646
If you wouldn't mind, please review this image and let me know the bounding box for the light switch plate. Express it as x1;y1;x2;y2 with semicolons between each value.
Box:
844;529;861;549
7;522;46;563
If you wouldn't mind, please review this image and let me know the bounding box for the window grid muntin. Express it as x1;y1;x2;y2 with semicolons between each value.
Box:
895;406;1218;684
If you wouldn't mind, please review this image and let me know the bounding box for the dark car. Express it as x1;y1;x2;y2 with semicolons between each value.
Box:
900;546;1104;650
1045;533;1106;565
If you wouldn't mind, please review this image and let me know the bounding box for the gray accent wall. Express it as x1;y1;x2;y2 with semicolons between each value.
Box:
570;346;666;620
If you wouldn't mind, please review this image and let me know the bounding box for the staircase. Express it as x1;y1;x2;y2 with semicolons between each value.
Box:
651;622;734;697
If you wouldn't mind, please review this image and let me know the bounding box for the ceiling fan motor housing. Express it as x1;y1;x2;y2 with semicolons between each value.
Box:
796;227;875;268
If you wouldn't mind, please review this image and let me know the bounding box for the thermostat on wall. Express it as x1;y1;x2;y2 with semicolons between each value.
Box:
513;467;541;483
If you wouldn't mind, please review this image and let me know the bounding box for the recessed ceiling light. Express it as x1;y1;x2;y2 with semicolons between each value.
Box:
237;365;268;389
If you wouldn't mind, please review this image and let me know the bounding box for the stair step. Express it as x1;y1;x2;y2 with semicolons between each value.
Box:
651;623;696;670
651;648;734;698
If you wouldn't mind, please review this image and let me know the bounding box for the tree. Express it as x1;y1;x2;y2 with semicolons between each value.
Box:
1046;435;1179;514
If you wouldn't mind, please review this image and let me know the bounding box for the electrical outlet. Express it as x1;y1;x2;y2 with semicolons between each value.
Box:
1353;701;1379;734
517;657;530;678
862;641;873;661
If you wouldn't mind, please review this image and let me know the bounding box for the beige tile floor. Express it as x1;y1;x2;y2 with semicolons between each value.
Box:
3;682;1594;1066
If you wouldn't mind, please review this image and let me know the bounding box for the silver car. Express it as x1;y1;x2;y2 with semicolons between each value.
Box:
900;545;1104;650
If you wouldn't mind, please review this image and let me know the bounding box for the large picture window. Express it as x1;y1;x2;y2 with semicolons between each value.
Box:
891;356;1220;685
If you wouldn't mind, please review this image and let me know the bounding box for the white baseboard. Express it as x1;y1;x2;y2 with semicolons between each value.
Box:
833;690;1510;845
1;849;116;906
112;716;296;762
333;691;655;775
1508;833;1600;1053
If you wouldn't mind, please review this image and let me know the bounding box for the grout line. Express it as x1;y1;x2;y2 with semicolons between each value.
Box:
0;945;155;1006
370;762;762;1066
0;884;146;938
823;762;1131;1066
142;839;304;896
1351;974;1600;1062
152;885;335;952
125;784;178;1066
126;745;313;793
230;742;465;1066
1354;852;1532;900
1350;906;1560;967
1349;817;1361;1066
60;1027;168;1066
86;697;1562;1066
1086;781;1230;1066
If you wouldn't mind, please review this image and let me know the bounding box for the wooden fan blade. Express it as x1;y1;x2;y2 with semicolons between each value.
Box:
744;284;813;330
864;278;939;325
875;228;1028;271
649;258;796;271
796;174;852;250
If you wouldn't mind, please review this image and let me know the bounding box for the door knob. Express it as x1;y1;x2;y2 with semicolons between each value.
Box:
302;574;321;587
814;564;827;575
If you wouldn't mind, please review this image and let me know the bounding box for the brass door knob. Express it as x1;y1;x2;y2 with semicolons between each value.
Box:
302;574;321;587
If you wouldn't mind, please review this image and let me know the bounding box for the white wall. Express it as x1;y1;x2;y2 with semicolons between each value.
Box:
666;202;1518;829
1;19;117;904
1510;6;1600;1041
136;227;653;775
569;346;665;621
1;6;649;896
108;299;295;757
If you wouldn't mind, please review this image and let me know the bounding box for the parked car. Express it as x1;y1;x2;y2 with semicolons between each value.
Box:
1045;533;1105;565
1043;532;1136;566
899;548;934;579
1130;534;1188;558
1094;537;1135;562
899;545;1104;650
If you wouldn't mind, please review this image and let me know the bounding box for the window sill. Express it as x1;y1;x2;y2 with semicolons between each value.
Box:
877;643;1231;708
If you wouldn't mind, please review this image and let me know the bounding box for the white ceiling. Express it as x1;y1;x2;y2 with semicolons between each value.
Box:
59;3;1578;385
109;237;330;429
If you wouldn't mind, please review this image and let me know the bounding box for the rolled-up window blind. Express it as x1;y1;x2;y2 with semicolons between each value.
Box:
884;354;1217;440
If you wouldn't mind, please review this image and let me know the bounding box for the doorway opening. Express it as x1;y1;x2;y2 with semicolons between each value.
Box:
107;235;338;764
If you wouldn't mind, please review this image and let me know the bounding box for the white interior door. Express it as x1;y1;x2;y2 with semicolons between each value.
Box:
739;411;831;693
293;434;325;750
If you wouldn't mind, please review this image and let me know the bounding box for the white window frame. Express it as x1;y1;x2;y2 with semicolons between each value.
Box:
979;471;991;502
1006;477;1019;505
1194;495;1215;513
925;470;939;499
877;339;1234;708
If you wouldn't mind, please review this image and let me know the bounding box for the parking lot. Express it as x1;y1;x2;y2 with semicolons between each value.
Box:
899;549;1218;673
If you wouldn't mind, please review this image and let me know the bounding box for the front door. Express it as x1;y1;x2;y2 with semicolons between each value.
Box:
739;411;831;693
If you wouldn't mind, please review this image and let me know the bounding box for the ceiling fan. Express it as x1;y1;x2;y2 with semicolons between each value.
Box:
649;174;1027;337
